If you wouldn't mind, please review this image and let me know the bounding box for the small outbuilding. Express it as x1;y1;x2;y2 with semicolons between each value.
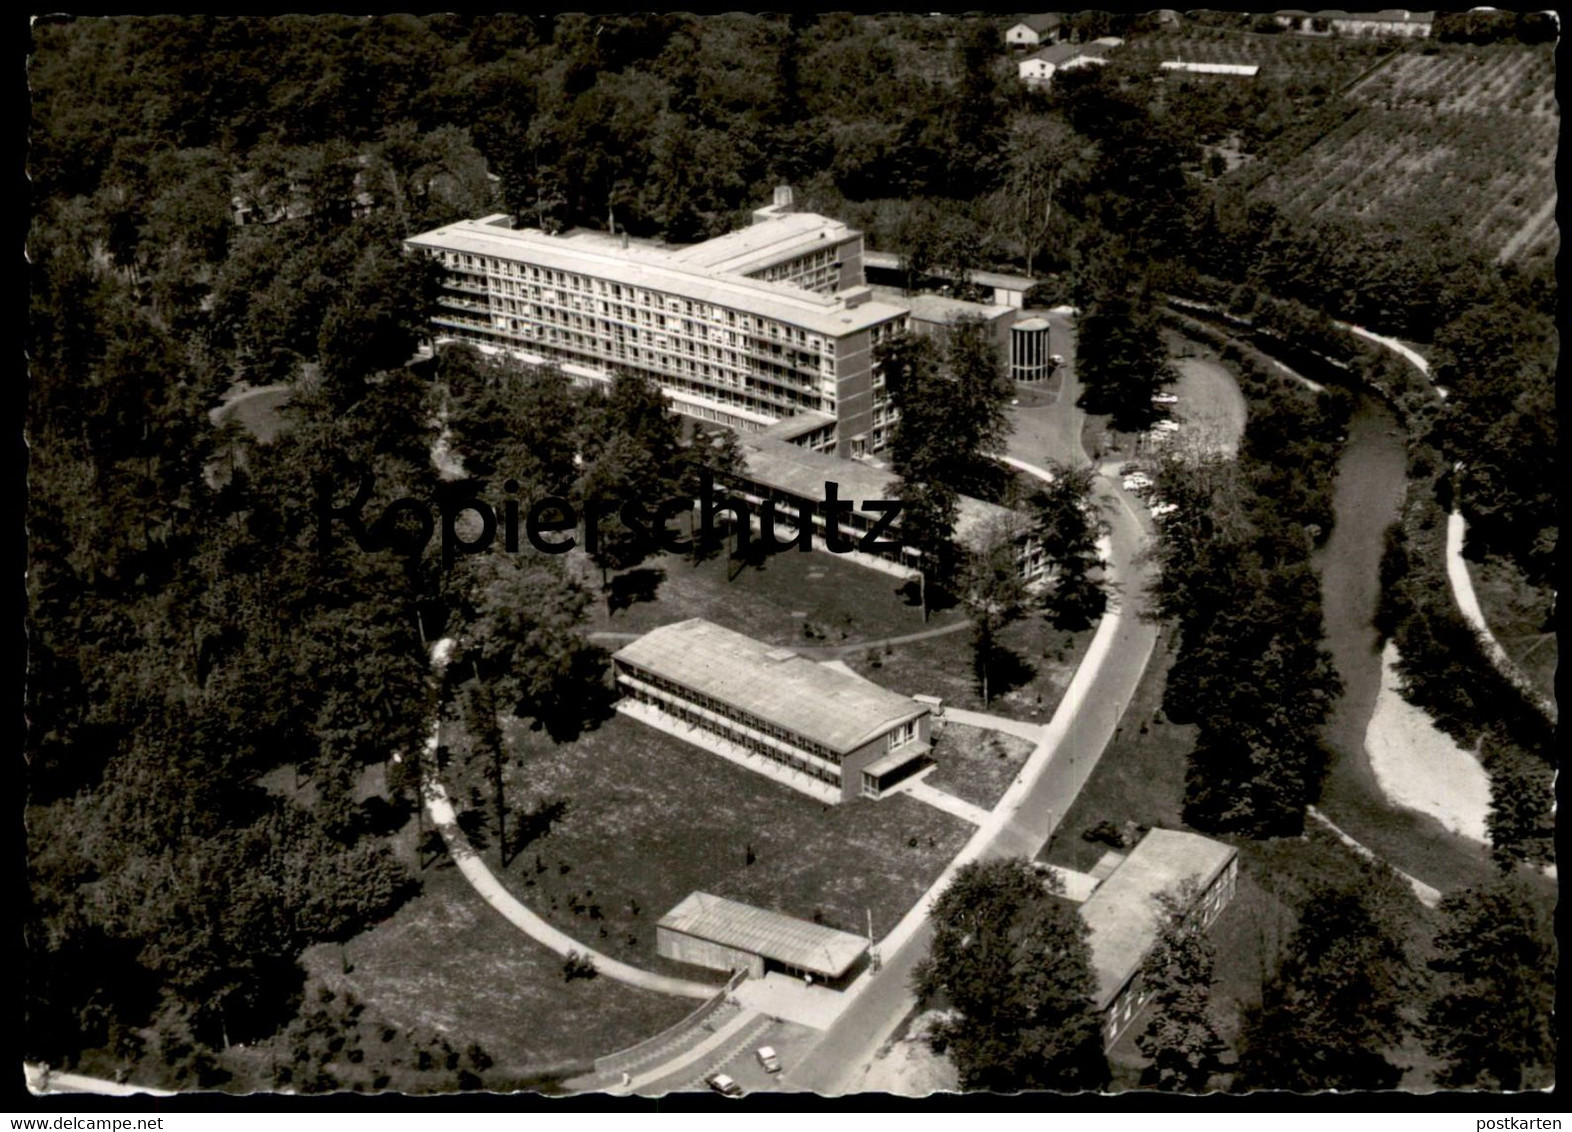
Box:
656;891;870;984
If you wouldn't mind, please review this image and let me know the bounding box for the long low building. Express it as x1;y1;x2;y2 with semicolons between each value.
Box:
1074;828;1239;1049
656;891;869;983
613;618;933;804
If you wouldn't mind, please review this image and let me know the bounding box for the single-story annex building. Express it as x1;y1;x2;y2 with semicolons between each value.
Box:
613;618;934;804
656;891;869;983
1054;828;1240;1049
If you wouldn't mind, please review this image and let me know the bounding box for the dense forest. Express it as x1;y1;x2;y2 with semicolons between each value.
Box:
27;12;1556;1093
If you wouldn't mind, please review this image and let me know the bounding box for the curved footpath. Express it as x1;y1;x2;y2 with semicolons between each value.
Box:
1444;511;1557;724
420;641;714;1001
1345;323;1554;724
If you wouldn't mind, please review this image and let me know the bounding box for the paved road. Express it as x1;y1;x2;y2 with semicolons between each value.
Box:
784;464;1160;1095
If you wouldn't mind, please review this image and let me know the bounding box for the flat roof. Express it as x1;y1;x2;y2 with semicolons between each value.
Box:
901;291;1015;326
756;410;837;443
1161;60;1261;75
733;434;1018;551
667;212;857;275
1078;828;1237;1010
1043;865;1101;903
407;218;907;339
861;741;932;779
614;618;927;754
862;251;1036;293
658;891;869;978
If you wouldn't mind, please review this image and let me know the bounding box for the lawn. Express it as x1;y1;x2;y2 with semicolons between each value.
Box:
445;712;972;976
581;529;963;649
922;720;1035;811
1039;631;1193;875
844;614;1094;725
1465;551;1557;705
305;842;690;1079
216;386;294;442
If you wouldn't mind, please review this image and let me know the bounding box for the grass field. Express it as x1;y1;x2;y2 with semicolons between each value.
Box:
1040;631;1193;874
1250;44;1558;263
454;711;972;975
581;534;962;649
1120;25;1392;95
211;825;693;1094
215;386;294;442
1465;553;1557;706
843;613;1093;724
922;720;1035;810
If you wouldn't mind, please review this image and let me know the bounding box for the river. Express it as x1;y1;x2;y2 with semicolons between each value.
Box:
1312;394;1499;893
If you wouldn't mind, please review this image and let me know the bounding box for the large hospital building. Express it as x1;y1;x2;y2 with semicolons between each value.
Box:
406;188;917;458
406;188;1053;459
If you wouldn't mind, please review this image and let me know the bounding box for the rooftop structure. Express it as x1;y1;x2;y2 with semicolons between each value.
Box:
1160;60;1261;76
1006;13;1065;48
615;619;925;755
1078;828;1238;1013
656;891;870;981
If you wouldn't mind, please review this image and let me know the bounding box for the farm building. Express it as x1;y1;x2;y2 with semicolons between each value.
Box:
1273;9;1435;36
612;618;935;804
656;891;869;983
1160;60;1261;77
1018;37;1123;88
1005;13;1063;49
1055;828;1239;1049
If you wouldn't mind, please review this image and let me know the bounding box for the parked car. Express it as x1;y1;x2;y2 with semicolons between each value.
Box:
1119;461;1142;476
1122;473;1154;492
1151;392;1179;405
755;1046;782;1074
707;1073;744;1096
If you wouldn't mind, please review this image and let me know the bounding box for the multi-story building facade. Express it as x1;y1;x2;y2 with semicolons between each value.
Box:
612;618;934;804
405;188;910;457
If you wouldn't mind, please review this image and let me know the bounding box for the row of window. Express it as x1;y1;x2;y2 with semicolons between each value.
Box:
616;661;846;767
620;681;842;788
428;251;844;355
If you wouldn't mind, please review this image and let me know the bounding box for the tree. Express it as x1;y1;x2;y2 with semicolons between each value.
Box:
1075;288;1175;433
957;514;1030;706
1423;874;1555;1090
1236;864;1415;1091
915;858;1108;1092
1005;116;1080;277
1029;462;1107;629
448;552;605;739
1135;881;1226;1091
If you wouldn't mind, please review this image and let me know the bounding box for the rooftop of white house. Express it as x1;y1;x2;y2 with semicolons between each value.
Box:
406;214;907;338
613;618;927;754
